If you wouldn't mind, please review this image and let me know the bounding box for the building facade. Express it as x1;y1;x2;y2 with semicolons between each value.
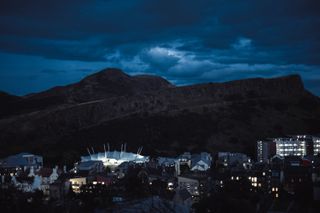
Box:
0;152;43;170
257;135;319;161
275;137;307;157
313;136;320;155
257;140;276;163
274;135;316;157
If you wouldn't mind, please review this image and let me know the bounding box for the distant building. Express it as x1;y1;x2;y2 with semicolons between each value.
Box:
257;135;319;161
80;144;149;170
269;155;285;198
6;165;62;195
116;161;136;178
178;152;191;166
37;166;60;184
283;156;313;196
218;152;251;169
69;176;87;193
157;157;176;167
92;175;113;186
76;160;104;175
313;136;320;155
275;137;311;157
257;140;276;163
177;176;200;197
69;173;113;194
190;152;212;171
248;163;270;193
0;152;43;170
177;174;211;202
34;166;60;196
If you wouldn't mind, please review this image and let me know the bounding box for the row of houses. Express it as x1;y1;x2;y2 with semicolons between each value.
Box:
1;137;318;211
0;150;213;207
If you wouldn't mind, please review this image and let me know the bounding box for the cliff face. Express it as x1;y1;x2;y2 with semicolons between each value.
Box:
0;69;319;164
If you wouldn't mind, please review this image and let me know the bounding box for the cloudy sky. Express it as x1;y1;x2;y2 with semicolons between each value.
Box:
0;0;319;95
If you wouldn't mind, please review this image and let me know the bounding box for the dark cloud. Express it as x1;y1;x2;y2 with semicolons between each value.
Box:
41;69;66;74
0;0;319;95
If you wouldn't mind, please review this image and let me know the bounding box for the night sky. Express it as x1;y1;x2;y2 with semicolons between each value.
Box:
0;0;319;96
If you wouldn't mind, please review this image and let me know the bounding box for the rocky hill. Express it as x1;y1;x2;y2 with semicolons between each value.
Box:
0;68;173;119
27;68;173;104
0;68;319;165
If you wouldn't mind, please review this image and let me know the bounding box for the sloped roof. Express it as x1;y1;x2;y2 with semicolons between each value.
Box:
191;154;211;168
157;157;176;166
78;160;103;169
0;153;42;168
81;151;149;162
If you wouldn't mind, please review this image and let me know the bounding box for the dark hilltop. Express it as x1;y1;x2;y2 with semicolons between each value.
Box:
0;68;319;165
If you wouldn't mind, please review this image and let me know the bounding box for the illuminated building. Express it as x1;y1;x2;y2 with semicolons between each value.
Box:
275;137;307;157
69;177;87;193
257;135;318;160
313;136;320;155
248;163;270;193
80;144;149;169
275;135;319;157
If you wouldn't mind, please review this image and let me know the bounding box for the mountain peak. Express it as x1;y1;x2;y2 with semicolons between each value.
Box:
97;68;129;77
23;68;173;106
82;68;130;83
